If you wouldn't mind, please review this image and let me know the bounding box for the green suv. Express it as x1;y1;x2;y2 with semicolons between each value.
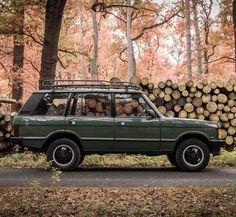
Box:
12;80;225;171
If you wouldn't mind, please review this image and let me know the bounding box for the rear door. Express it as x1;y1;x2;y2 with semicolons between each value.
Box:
66;93;114;152
114;93;161;152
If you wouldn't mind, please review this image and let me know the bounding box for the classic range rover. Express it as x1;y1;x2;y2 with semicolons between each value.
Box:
12;80;225;171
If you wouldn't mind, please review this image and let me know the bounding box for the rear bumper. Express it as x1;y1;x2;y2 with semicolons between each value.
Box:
209;139;225;156
10;137;23;146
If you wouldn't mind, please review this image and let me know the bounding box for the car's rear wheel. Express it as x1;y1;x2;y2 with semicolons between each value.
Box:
46;138;81;171
175;139;210;172
167;153;177;166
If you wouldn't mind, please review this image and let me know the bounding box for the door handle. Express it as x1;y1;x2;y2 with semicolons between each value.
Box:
69;120;76;125
117;121;126;126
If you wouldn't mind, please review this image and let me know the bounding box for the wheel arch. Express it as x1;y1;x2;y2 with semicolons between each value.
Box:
173;133;211;154
42;131;84;153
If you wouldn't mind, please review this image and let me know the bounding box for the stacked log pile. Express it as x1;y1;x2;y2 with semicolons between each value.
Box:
130;76;236;149
0;98;16;152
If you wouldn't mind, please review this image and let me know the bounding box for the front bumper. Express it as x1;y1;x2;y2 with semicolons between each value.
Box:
209;139;225;156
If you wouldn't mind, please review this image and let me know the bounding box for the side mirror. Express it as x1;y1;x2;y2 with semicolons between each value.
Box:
147;109;156;119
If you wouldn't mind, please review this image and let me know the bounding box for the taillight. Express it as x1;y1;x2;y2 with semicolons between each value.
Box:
13;125;19;137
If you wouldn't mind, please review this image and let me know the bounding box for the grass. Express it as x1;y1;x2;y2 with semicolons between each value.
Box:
0;185;236;216
0;149;235;168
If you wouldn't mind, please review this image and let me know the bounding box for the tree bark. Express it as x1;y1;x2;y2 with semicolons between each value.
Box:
193;1;203;74
12;9;24;111
79;0;86;80
233;0;236;73
90;0;98;80
185;0;192;79
126;0;136;79
39;0;67;89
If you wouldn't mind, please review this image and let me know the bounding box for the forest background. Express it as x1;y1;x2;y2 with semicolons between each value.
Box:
0;0;235;110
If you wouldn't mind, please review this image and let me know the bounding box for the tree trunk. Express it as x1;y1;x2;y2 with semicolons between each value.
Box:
90;0;98;80
79;0;86;80
12;10;24;112
185;0;192;79
193;1;203;74
233;0;236;74
39;0;67;89
126;0;136;79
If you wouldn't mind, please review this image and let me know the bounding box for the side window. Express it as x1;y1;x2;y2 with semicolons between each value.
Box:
70;93;111;117
115;94;151;117
34;93;69;116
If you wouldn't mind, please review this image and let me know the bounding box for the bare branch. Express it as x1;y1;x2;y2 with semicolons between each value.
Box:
209;56;235;64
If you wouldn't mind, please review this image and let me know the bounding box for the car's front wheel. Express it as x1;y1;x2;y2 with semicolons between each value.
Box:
175;139;210;172
46;138;81;171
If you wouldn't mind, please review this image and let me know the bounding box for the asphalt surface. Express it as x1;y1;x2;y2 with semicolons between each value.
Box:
0;167;236;187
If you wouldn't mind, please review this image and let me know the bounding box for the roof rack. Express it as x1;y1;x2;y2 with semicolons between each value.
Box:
42;80;142;91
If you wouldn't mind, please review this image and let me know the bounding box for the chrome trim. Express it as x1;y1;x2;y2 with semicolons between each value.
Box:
82;137;114;141
161;139;176;142
22;137;46;140
115;138;160;142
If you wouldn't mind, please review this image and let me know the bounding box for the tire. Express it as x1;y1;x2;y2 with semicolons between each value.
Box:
46;138;82;171
167;153;177;166
175;139;210;172
77;153;85;167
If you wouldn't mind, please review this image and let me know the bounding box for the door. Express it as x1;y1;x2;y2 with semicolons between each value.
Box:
114;93;161;152
66;93;114;152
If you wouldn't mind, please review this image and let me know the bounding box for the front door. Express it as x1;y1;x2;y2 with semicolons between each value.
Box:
114;93;161;152
66;93;114;152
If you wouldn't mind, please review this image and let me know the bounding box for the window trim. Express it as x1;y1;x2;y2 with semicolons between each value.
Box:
67;92;113;118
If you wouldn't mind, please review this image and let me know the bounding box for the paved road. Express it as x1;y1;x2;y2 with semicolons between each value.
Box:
0;167;236;187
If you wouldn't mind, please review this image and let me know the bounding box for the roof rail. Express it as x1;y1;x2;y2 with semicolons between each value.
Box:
42;80;142;91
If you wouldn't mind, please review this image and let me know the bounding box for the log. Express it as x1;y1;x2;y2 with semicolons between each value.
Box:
217;94;228;104
220;113;228;122
116;103;123;116
209;114;219;122
186;97;192;103
178;84;186;92
195;91;202;98
203;110;210;117
4;115;11;122
228;100;235;108
166;79;173;87
182;90;189;97
217;103;224;111
159;91;165;98
210;81;217;90
231;119;236;127
0;98;17;104
165;101;174;111
143;89;149;96
184;103;194;113
174;105;181;113
130;75;141;85
188;111;197;119
202;79;208;86
211;95;218;102
158;106;167;114
197;115;205;120
202;94;211;104
166;111;175;117
228;113;234;120
190;87;197;93
206;102;218;113
164;94;171;102
227;126;236;136
148;82;154;90
153;88;161;97
164;87;172;95
178;98;186;107
192;98;203;108
202;85;211;94
124;104;133;114
172;83;178;90
213;88;220;95
196;83;204;90
172;90;181;100
130;99;139;108
229;93;236;100
196;107;204;115
223;106;231;113
158;81;166;89
216;80;224;89
141;77;149;87
226;136;234;145
186;80;194;88
223;122;230;129
148;94;156;102
178;110;187;118
95;102;103;113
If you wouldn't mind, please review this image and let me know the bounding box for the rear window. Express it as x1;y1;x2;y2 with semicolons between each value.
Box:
18;93;44;116
33;93;69;116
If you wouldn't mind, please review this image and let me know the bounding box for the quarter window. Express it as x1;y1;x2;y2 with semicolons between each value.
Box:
115;94;151;117
33;93;69;116
70;93;111;117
